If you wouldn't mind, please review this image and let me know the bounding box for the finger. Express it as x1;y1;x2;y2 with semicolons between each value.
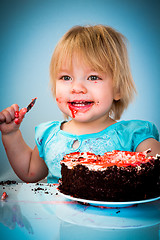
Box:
2;105;19;123
9;104;19;120
14;118;21;125
0;112;6;123
19;108;27;120
14;111;19;118
14;108;27;125
1;109;12;124
11;104;19;112
0;104;19;124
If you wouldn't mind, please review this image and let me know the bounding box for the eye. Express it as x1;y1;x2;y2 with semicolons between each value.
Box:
88;75;102;81
60;75;72;81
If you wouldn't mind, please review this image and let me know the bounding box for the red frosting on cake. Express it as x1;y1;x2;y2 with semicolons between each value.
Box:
61;149;154;170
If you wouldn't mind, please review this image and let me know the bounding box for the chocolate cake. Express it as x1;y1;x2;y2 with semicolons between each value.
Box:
58;150;160;202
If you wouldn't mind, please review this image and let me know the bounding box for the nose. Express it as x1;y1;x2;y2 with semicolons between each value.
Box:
71;81;87;94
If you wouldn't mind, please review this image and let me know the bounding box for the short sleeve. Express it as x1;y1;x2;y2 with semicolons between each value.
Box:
35;121;59;158
132;120;159;151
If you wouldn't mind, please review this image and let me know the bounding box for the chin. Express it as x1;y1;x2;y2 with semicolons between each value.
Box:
71;114;97;123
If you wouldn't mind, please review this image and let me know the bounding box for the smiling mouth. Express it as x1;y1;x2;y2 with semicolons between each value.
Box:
68;101;94;107
68;101;94;118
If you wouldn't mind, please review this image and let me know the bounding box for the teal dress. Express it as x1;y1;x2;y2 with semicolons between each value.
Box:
35;120;159;183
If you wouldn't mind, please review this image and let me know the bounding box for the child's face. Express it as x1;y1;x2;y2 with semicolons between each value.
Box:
55;54;120;123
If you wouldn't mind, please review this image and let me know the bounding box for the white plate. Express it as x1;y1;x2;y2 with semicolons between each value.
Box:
58;190;160;207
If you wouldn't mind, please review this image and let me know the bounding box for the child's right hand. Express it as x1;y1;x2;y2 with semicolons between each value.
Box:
0;104;27;135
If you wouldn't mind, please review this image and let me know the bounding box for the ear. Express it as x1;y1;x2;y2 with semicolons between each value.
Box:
113;91;121;101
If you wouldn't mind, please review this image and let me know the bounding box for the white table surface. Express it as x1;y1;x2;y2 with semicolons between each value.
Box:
0;183;160;240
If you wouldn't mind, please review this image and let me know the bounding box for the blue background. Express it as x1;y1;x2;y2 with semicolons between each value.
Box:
0;0;160;181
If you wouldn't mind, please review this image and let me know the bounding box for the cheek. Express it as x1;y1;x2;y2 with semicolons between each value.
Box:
55;97;66;114
56;96;68;113
55;83;61;97
95;89;114;107
56;97;62;104
56;97;66;110
56;83;65;99
56;82;70;97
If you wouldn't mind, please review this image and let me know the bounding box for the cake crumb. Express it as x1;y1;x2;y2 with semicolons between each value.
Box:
1;192;8;200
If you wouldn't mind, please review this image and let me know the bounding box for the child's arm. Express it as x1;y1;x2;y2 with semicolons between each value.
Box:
0;104;48;182
136;138;160;157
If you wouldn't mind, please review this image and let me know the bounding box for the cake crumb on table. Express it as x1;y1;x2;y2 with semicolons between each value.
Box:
1;192;8;200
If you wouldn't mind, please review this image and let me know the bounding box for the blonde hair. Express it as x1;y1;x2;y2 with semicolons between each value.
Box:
50;24;136;120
